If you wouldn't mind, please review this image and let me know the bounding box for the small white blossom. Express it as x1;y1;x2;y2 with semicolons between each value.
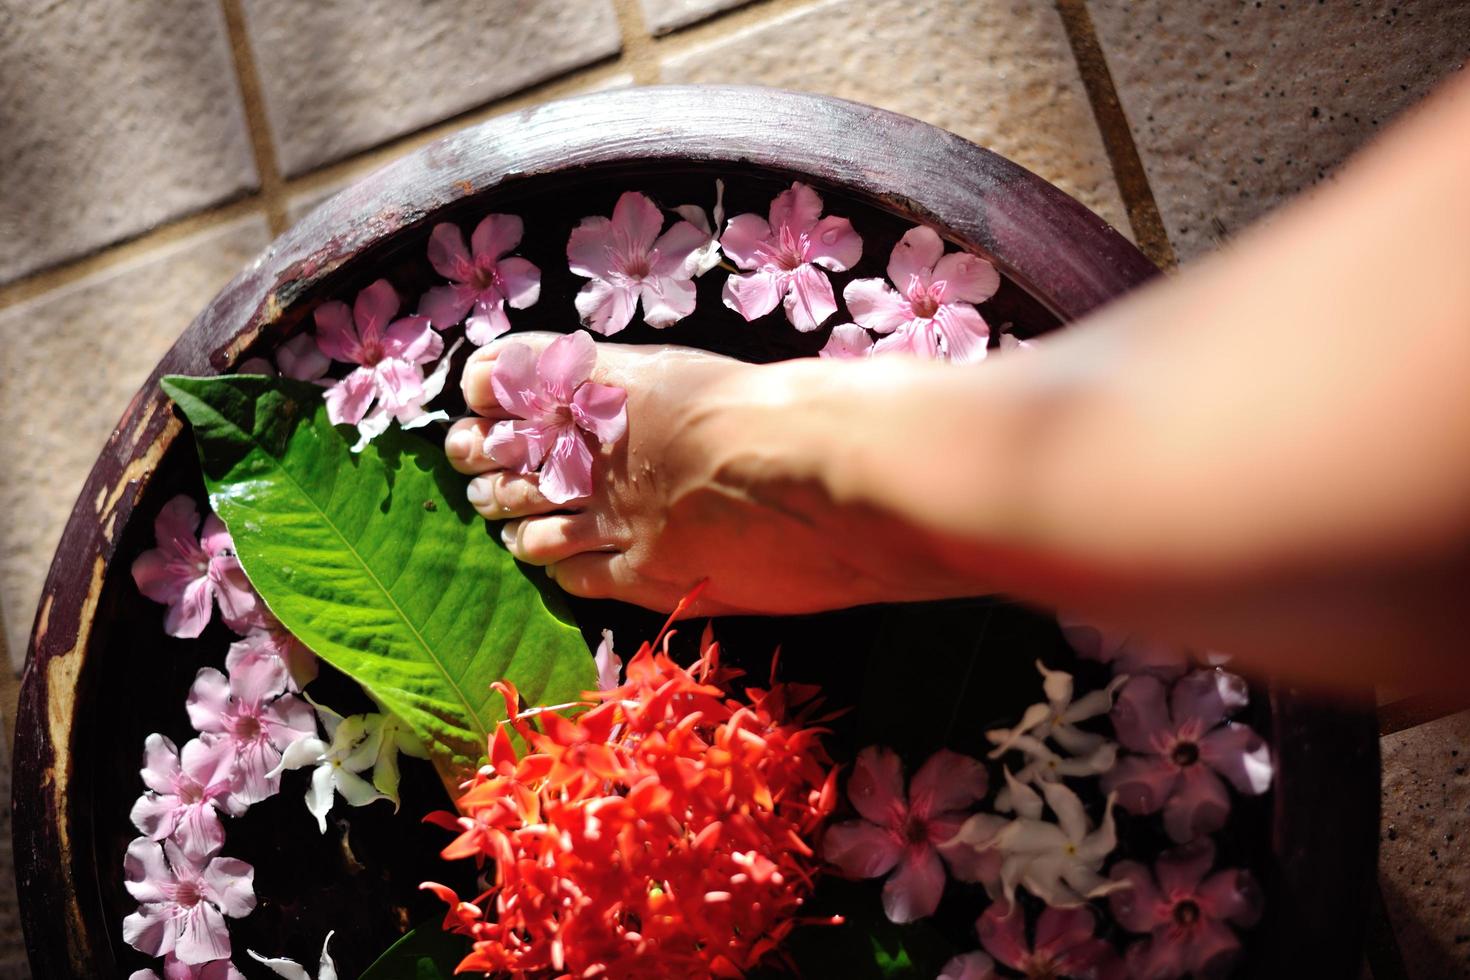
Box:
248;931;336;980
986;660;1126;759
268;705;385;833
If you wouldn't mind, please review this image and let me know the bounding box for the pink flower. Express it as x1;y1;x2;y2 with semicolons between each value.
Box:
132;495;261;638
817;323;874;360
420;215;541;345
567;191;711;335
1110;839;1263;980
1102;670;1273;843
821;746;988;923
939;951;998;980
977;902;1120;980
186;655;316;806
130;956;245;980
720;181;862;332
483;330;628;505
238;334;331;382
841;226;999;362
225;626;318;694
593;629;622;692
314;279;449;449
123;836;255;965
130;735;244;862
1058;614;1188;680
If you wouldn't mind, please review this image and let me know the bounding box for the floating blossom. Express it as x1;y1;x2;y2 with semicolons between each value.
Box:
1103;670;1273;843
950;771;1123;908
995;739;1117;813
483;330;628;504
672;178;727;277
129;955;245;979
362;710;430;808
422;605;838;977
314;279;459;452
186;656;315;806
130;734;244;862
822;746;988;923
1110;839;1263;979
123;837;255;965
268;705;386;833
593;627;623;692
834;225;999;361
939;951;998;980
225;626;318;694
976;902;1120;979
248;931;337;980
817;322;874;360
237;334;331;381
131;495;261;638
987;661;1127;761
1058;614;1191;680
720;181;862;331
420;215;541;345
567;190;711;334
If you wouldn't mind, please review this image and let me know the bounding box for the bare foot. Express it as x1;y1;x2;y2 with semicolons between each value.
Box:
446;333;955;615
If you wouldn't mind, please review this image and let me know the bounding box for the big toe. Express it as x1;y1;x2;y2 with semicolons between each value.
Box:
461;331;563;418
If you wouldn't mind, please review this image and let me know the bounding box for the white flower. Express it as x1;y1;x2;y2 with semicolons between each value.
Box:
986;660;1126;759
672;178;726;277
949;770;1125;908
366;710;430;809
268;705;386;833
992;737;1117;812
248;931;336;980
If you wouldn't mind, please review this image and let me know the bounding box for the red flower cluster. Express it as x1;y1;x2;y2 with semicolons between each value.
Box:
422;615;839;978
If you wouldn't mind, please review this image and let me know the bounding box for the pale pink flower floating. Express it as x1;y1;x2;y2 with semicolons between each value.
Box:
484;330;628;505
314;279;457;452
237;334;331;382
130;955;245;980
938;951;997;980
567;191;712;335
721;181;862;332
976;902;1121;980
1103;669;1273;843
132;495;261;639
186;654;315;806
123;837;255;965
420;215;541;345
1058;614;1189;680
1110;839;1263;979
226;626;319;694
820;225;998;361
821;745;988;924
130;734;244;862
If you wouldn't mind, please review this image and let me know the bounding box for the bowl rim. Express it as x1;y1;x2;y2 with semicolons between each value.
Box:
11;84;1373;977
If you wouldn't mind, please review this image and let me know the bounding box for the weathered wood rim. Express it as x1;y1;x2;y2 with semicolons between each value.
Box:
12;85;1374;977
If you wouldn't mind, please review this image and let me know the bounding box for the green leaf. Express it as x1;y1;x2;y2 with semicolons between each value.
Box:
359;921;470;980
162;374;595;790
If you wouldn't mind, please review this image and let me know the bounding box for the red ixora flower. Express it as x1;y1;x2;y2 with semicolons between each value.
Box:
422;593;840;978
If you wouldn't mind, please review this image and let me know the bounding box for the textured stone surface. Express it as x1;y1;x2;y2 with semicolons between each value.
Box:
639;0;752;35
241;0;623;177
1089;0;1470;260
0;0;258;284
1380;710;1470;979
0;217;271;672
660;0;1130;234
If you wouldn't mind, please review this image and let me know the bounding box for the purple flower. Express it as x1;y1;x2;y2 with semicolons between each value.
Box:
833;226;999;361
977;902;1121;979
1057;613;1189;680
720;181;862;332
131;495;261;639
123;837;255;965
420;215;541;345
822;746;988;923
1110;839;1263;980
186;655;316;806
130;734;243;862
483;330;628;505
568;191;710;335
1102;670;1273;842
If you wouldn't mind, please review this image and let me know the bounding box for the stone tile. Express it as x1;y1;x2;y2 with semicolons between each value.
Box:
241;0;623;177
0;0;259;285
660;0;1130;234
0;217;271;672
639;0;752;35
1379;710;1470;979
1088;0;1470;260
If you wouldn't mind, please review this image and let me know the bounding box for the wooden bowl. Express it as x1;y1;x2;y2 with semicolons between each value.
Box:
12;85;1377;977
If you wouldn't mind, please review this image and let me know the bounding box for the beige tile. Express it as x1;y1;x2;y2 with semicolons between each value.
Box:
241;0;623;177
1379;710;1470;979
639;0;753;35
660;0;1130;235
0;216;271;672
1088;0;1470;260
0;0;258;284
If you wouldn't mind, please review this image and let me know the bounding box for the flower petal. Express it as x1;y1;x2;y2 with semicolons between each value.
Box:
1182;918;1245;978
571;382;628;445
1199;722;1274;795
1101;754;1178;815
872;321;941;359
976;902;1029;971
334;767;386;807
323;369;377;427
537;331;598;404
783;263;838;332
575;278;640;336
1155;836;1216;897
1111;675;1173;753
567;215;618;280
471;213;524;262
426;223;473;281
201;856;256;918
485;419;535;473
1170;669;1250;730
1108;860;1165;932
186;669;231;734
847;745;907;829
933;250;1001;304
769;181;824;236
843;278;911;334
718;213;772;270
1162;766;1231;843
1034;906;1099;962
312;300;360;363
276;334;331;382
1039;779;1089;842
881;846;946;923
722;269;784;322
908;749;987;822
934;303;990;364
611;191;665;254
650;220;711;279
819;323;874;359
175;901;231;964
489;342;542;418
887;225;945;285
305;761;335;834
938;951;996;980
139;733;182;794
497;256;541;310
639;276;698;329
230;649;288;706
123;905;172;957
821;820;903;879
806;215;862;271
1197;868;1264;927
124;837;172;904
163;576;214;639
382;316;443;365
538;430;596;505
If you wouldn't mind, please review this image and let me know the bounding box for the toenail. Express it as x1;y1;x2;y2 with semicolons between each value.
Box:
500;523;517;547
446;430;475;459
467;479;493;507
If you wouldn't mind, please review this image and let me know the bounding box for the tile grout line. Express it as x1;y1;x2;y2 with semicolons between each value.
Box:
611;0;661;84
219;0;288;236
1053;0;1177;269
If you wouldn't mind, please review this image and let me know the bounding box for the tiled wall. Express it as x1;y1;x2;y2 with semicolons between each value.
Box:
0;1;1466;976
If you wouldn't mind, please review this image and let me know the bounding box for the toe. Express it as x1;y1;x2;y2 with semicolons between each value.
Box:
467;471;561;519
545;552;627;600
445;418;499;475
461;331;564;418
501;514;615;566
